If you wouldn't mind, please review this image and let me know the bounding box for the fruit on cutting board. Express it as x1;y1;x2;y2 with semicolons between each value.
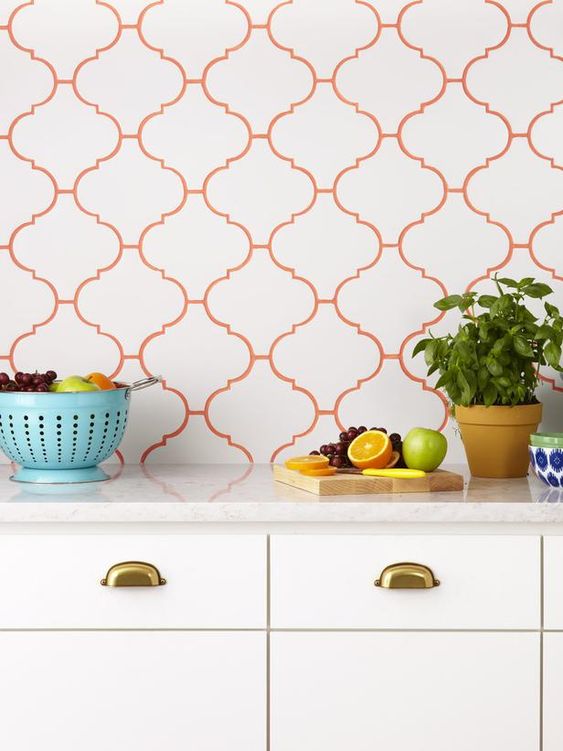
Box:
300;467;337;477
0;370;57;392
402;427;447;472
309;426;405;469
53;375;101;393
347;430;392;469
285;455;329;471
86;372;115;390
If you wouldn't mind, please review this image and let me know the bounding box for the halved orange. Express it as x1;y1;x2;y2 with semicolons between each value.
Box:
300;466;337;477
385;450;401;468
86;372;116;390
285;455;329;471
347;430;392;469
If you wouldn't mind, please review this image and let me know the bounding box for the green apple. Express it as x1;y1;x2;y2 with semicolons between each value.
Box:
402;427;447;472
55;375;101;393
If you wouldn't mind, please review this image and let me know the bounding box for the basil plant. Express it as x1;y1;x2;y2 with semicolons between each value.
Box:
413;276;563;407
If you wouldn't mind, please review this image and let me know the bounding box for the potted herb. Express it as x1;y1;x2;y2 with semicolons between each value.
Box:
414;276;563;477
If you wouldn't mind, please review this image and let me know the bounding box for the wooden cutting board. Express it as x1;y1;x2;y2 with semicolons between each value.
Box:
273;464;464;496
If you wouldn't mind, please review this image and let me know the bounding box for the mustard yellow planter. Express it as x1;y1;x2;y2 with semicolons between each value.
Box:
455;403;542;478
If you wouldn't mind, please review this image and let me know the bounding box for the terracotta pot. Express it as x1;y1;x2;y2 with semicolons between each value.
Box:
455;403;542;478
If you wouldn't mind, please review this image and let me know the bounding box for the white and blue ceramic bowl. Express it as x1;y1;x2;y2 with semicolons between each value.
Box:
529;445;563;487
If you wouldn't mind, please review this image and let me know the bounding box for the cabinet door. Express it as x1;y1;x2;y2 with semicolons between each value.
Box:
271;632;539;751
0;631;265;751
543;634;563;750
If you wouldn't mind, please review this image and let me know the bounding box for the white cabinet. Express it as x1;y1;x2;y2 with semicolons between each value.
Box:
271;534;540;629
543;634;563;750
0;631;266;751
0;534;266;628
271;631;539;751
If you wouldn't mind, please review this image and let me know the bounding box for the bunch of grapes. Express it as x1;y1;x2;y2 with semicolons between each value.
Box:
310;426;406;468
0;370;57;393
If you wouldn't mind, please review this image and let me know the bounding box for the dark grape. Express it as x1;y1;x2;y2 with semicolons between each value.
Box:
357;425;367;434
0;372;9;386
332;456;344;468
319;445;329;455
346;429;358;441
46;370;57;382
377;427;388;434
36;384;49;392
21;373;32;386
24;386;34;392
32;375;44;386
14;372;24;384
389;433;401;443
335;442;347;455
339;432;348;442
370;427;377;431
347;426;357;432
309;450;321;456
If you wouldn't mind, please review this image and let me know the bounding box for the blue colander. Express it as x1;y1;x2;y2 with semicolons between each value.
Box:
0;376;161;483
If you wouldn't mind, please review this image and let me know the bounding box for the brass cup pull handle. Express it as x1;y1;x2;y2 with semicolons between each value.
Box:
374;562;440;589
101;561;166;587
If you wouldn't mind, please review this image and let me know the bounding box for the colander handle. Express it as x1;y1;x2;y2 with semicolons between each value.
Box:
129;375;163;391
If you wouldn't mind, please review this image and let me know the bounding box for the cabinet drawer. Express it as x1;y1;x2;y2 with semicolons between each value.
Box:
270;535;540;629
541;537;563;629
0;535;266;628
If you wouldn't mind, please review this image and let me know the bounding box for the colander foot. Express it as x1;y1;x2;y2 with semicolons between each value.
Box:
11;466;110;484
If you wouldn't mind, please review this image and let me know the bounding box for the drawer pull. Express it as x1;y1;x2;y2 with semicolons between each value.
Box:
101;561;166;587
374;562;439;589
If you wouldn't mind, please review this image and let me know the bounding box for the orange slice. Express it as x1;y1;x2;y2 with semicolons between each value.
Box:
347;430;392;470
86;372;116;390
299;467;337;477
385;450;401;468
285;455;329;471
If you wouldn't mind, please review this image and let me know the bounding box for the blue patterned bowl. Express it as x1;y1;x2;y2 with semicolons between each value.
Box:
529;445;563;487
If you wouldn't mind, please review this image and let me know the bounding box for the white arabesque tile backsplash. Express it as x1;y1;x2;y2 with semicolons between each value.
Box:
0;0;562;463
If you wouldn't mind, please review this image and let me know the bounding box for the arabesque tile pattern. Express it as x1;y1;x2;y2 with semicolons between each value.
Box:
0;0;561;463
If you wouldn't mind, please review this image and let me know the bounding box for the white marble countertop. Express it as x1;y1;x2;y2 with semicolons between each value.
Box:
0;462;561;524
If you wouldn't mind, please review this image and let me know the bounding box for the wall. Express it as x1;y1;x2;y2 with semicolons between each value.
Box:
1;0;562;464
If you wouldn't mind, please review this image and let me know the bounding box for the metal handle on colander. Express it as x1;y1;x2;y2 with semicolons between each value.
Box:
129;375;163;392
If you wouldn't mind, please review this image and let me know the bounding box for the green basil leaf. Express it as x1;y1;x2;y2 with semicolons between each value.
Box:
517;277;535;288
456;371;471;406
513;335;534;358
424;340;437;367
483;383;497;406
412;338;432;357
434;294;463;311
487;358;503;377
545;341;562;368
478;366;489;390
525;283;553;298
496;277;519;288
478;295;496;309
435;372;451;390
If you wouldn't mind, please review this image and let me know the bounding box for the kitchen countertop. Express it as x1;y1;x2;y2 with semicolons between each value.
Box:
0;462;561;524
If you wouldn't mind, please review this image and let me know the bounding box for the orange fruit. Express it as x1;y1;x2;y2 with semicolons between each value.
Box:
385;450;401;468
347;430;392;470
299;467;337;477
285;455;329;471
86;372;116;390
